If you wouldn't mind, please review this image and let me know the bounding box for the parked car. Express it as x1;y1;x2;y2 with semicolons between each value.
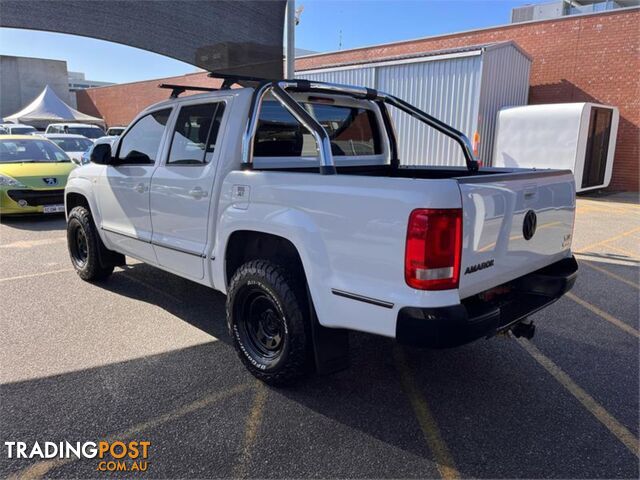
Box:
1;135;74;214
42;134;94;165
65;80;578;385
0;123;39;135
105;126;126;136
45;123;105;139
81;136;118;165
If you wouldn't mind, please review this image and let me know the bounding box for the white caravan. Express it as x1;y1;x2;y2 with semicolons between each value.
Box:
493;103;619;193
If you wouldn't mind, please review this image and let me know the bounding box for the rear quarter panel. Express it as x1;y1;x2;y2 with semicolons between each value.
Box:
215;171;462;337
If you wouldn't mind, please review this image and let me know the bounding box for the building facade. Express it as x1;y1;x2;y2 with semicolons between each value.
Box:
0;55;72;119
297;42;532;167
76;7;639;191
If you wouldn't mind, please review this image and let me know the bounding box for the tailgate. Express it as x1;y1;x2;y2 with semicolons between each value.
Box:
457;170;575;299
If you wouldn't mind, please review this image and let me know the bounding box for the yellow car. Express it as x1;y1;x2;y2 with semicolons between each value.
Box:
0;135;76;215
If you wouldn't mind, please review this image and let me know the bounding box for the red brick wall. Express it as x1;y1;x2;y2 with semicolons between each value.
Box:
76;72;218;127
78;8;639;190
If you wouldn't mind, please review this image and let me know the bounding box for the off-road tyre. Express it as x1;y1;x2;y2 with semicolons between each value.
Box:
67;206;114;281
227;260;311;386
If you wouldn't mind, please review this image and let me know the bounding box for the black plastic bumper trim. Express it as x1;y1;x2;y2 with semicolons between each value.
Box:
396;256;578;348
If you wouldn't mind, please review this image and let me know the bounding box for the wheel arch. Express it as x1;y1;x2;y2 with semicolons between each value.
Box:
224;230;307;287
65;191;90;215
64;182;110;250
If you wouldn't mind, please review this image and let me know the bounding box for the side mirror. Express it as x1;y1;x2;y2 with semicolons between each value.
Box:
71;157;82;166
90;143;113;165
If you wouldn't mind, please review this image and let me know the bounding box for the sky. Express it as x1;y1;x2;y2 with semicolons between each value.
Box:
0;0;550;84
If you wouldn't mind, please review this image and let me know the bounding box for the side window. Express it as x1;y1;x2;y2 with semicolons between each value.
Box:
117;109;171;165
167;102;225;165
253;101;381;157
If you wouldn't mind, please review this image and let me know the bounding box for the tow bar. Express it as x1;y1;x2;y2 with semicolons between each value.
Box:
511;320;536;340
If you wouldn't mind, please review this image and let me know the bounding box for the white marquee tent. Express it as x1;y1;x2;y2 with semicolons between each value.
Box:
4;85;104;128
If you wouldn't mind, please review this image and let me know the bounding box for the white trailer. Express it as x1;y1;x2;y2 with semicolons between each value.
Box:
493;103;619;192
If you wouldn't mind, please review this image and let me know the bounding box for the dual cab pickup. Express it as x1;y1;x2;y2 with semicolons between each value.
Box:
65;80;578;385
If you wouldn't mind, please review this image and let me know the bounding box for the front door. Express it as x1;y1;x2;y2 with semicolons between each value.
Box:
149;99;228;279
97;108;172;263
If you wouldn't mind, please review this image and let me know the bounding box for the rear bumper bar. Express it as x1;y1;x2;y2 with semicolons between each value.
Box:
396;256;578;348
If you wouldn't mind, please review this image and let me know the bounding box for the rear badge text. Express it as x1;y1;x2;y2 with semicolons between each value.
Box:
464;259;495;275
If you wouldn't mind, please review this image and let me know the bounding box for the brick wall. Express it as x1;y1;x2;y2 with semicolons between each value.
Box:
76;72;219;127
77;8;639;190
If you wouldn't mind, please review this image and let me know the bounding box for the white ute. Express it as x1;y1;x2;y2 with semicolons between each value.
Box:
65;80;578;385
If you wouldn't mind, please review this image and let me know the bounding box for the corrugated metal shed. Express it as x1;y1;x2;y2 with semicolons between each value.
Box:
297;41;531;167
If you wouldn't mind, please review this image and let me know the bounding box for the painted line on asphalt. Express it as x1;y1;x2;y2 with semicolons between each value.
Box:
8;382;251;480
599;243;640;260
0;268;74;283
574;253;639;267
576;227;640;255
518;338;639;458
232;380;268;479
566;292;639;338
393;345;460;480
579;261;639;290
576;204;635;215
0;237;66;249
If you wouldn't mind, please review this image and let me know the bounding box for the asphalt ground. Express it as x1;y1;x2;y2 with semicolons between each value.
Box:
0;192;638;479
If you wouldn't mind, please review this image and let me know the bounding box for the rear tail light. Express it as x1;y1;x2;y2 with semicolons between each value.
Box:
405;208;462;290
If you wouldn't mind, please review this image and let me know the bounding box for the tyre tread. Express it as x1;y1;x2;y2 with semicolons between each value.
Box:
227;259;310;386
67;206;114;281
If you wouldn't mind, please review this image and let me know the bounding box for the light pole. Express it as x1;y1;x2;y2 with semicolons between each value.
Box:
284;0;296;79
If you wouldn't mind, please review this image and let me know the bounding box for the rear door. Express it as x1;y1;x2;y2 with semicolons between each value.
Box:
457;170;575;299
149;97;228;280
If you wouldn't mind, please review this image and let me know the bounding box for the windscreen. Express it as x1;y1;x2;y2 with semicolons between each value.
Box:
11;127;37;135
0;139;71;163
66;127;105;139
51;137;94;152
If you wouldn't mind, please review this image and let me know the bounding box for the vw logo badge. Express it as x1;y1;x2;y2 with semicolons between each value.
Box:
523;210;537;240
43;177;58;186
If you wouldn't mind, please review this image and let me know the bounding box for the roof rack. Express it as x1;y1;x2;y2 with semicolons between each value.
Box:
158;83;218;99
207;72;267;89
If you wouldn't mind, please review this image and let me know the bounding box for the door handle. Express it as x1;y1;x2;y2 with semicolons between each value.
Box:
134;183;145;194
189;187;208;199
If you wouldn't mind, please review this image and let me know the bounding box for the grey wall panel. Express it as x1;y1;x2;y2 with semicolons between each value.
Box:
296;67;376;89
0;56;70;119
376;56;482;166
478;45;531;165
296;43;531;168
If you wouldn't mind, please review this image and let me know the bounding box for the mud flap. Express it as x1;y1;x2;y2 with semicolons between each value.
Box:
309;302;350;375
98;246;126;268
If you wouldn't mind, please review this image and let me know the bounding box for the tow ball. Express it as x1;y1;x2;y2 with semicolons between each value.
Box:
511;320;536;340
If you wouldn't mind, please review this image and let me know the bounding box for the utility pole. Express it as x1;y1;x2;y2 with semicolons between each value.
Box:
284;0;295;79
